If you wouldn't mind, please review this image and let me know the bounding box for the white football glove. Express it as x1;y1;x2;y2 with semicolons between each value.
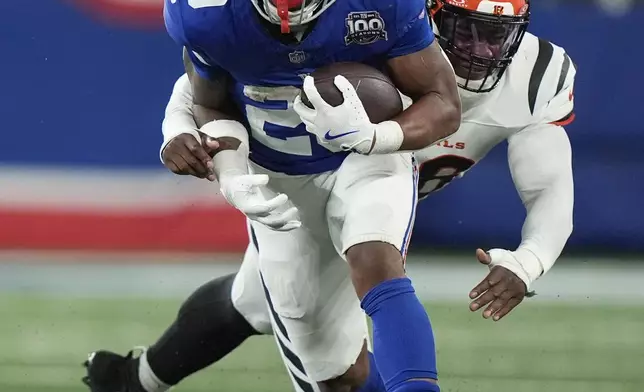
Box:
293;75;403;155
485;248;544;292
218;171;301;232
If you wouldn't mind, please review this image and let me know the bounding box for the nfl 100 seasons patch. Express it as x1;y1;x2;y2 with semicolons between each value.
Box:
344;11;388;45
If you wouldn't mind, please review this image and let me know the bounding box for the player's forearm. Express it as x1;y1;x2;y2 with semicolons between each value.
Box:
184;46;245;153
392;92;461;151
509;125;574;280
385;42;461;151
517;180;573;278
192;95;244;151
191;97;247;161
193;102;247;171
184;70;250;178
193;104;239;129
161;74;242;152
160;74;201;161
194;92;250;179
199;119;250;180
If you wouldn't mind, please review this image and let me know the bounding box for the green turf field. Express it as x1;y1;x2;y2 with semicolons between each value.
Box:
0;295;642;392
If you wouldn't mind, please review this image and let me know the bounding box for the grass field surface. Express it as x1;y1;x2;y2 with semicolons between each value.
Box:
0;296;642;392
0;254;642;392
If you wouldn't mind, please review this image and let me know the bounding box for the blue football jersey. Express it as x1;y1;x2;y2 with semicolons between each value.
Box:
165;0;433;175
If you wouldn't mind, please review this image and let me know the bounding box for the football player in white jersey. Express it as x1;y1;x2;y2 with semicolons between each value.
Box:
419;0;574;319
83;1;575;392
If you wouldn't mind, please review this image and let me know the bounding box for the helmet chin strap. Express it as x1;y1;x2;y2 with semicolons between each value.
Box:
275;0;290;33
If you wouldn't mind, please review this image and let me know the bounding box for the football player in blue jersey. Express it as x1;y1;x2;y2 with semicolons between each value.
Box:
82;1;460;392
83;1;578;392
162;1;461;392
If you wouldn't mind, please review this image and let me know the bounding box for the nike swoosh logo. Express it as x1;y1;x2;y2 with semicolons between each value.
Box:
324;130;359;140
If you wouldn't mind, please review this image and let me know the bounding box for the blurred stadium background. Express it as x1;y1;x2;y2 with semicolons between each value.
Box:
1;1;643;391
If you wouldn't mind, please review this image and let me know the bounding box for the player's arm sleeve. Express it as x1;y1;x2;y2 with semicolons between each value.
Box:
536;49;577;127
163;0;225;80
159;74;201;162
507;124;574;280
387;0;434;59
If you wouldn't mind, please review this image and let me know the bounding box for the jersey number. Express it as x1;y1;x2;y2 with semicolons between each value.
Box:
187;0;228;8
242;86;321;157
418;155;475;198
245;104;314;156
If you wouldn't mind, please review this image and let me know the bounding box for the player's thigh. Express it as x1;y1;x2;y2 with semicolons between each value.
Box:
261;251;368;383
251;221;368;381
328;152;418;257
247;165;368;382
247;163;334;319
248;161;333;236
231;239;273;335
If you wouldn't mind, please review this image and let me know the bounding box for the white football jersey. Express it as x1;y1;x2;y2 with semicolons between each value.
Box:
415;32;577;199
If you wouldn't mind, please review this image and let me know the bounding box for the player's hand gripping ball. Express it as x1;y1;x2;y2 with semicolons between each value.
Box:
293;62;403;154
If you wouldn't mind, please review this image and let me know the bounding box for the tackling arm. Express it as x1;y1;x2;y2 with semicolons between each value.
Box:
486;42;577;290
181;48;251;179
162;48;242;144
386;40;461;151
506;124;574;286
160;1;299;232
160;73;199;158
162;52;299;231
163;0;247;165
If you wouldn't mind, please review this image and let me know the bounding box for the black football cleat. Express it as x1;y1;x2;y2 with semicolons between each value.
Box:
82;349;146;392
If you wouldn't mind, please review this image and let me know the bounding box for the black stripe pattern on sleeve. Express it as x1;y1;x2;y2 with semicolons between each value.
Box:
556;54;571;96
528;39;554;114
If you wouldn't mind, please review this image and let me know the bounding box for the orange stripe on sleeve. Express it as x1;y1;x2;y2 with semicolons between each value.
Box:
550;112;575;127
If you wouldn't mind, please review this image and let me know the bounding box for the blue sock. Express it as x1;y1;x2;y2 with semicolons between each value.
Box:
390;380;440;392
356;351;385;392
361;278;439;392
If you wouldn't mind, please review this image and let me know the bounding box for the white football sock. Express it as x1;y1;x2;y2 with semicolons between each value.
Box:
138;351;171;392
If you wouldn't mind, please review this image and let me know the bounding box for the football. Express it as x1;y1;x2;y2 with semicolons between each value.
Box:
301;62;403;123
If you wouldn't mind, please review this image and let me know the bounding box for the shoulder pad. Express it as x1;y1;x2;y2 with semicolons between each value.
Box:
166;0;231;40
516;33;577;126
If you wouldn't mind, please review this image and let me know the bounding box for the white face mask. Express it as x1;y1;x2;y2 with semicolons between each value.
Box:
250;0;336;33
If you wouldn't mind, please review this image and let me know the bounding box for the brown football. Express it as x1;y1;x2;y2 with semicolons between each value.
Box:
301;62;403;123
